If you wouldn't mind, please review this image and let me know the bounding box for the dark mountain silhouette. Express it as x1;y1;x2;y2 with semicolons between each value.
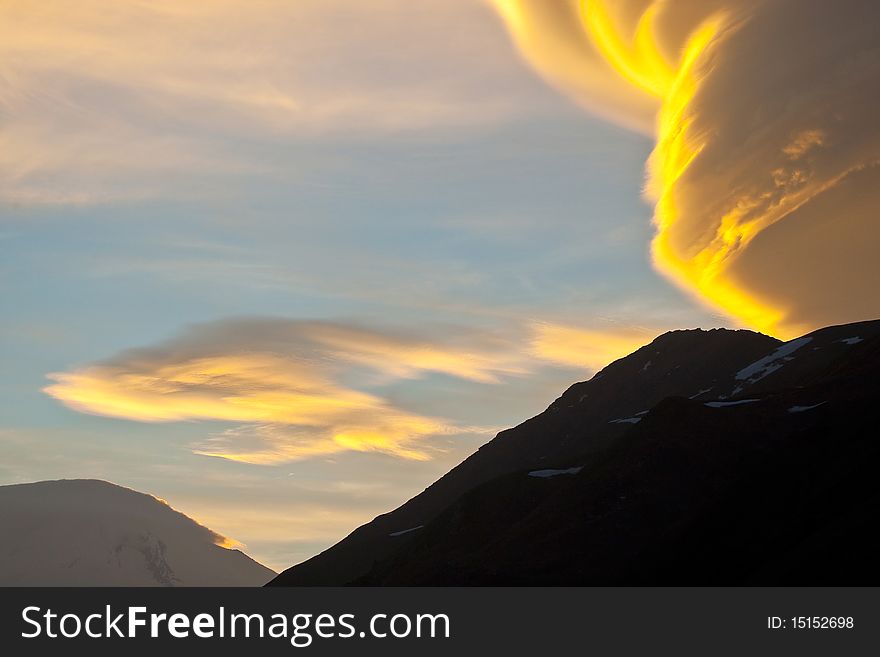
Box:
270;319;880;585
0;479;275;586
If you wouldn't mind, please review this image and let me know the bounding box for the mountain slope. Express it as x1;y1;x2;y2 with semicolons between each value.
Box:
270;326;781;586
354;320;880;585
359;330;880;584
271;319;880;586
0;479;275;586
723;319;880;397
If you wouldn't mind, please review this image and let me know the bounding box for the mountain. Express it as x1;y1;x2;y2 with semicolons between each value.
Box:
0;479;275;586
270;319;880;585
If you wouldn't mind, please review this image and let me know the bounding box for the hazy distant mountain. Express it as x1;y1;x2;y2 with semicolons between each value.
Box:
0;479;274;586
270;319;880;586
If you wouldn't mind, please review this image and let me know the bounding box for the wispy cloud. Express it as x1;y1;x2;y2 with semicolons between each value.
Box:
529;321;656;370
42;316;661;463
43;319;530;463
0;0;550;205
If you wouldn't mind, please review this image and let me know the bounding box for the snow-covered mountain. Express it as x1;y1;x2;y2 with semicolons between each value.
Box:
0;479;274;586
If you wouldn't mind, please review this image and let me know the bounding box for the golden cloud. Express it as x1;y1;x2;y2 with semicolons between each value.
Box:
43;319;527;464
529;322;654;370
43;317;660;463
490;0;880;338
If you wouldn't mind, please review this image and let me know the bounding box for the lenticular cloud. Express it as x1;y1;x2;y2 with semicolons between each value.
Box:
491;0;880;338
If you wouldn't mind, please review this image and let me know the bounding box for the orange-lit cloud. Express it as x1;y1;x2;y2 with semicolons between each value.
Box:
529;322;655;370
43;319;526;463
146;490;244;551
43;317;661;463
490;0;880;338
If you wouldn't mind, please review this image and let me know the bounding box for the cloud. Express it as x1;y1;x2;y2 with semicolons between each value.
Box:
43;316;666;463
529;321;655;370
490;0;880;338
43;319;528;463
0;0;547;205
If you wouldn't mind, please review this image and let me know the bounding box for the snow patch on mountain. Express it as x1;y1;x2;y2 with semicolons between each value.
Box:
388;525;424;537
528;467;583;478
689;388;713;399
735;337;813;384
788;402;827;413
705;399;760;408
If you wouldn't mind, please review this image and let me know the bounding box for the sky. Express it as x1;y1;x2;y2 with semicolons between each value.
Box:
2;0;877;571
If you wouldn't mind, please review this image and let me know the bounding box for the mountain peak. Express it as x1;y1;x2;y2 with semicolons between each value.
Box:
269;321;781;586
278;318;880;586
0;479;275;586
648;326;776;348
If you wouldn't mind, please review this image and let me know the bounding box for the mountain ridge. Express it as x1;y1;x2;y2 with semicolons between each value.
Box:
271;321;880;586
